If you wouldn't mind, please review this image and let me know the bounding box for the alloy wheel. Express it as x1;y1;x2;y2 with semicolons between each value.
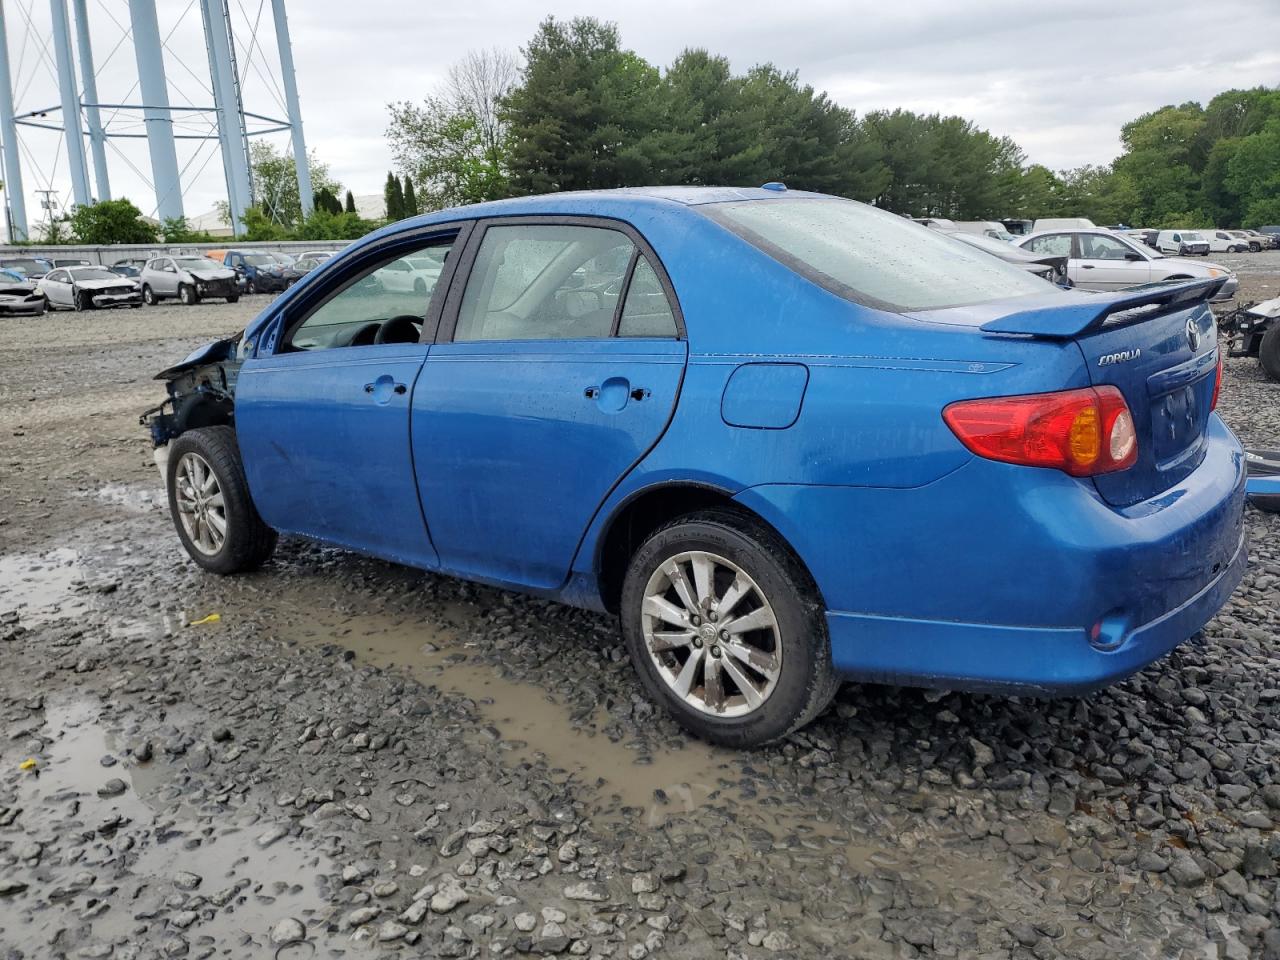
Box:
640;550;782;718
175;452;227;556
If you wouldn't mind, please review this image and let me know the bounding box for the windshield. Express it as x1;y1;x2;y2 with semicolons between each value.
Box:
0;269;25;282
174;257;223;271
1183;232;1205;241
705;198;1050;312
0;258;50;276
69;267;120;281
243;254;274;265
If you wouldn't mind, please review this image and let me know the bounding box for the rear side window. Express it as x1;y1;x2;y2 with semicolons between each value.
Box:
455;224;636;341
704;198;1049;312
1025;234;1072;257
618;256;677;337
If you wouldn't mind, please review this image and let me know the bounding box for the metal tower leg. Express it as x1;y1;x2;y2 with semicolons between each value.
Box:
49;0;91;207
270;0;313;216
127;0;184;222
199;0;250;236
71;0;110;201
0;1;29;240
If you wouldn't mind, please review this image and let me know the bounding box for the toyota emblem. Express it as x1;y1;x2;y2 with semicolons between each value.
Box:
1186;317;1200;352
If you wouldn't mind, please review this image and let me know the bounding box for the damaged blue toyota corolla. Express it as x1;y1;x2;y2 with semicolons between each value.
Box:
142;186;1247;746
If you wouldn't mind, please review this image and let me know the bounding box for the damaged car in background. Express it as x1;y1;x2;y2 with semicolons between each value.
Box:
0;267;47;316
1219;294;1280;381
37;265;142;310
140;256;240;306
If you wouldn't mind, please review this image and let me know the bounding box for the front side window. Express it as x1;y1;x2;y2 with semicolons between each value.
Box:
284;237;456;352
46;270;67;283
454;224;635;341
1025;234;1073;257
1078;234;1136;261
704;198;1049;312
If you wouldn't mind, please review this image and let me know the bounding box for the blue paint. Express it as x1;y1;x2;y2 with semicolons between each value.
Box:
721;363;809;429
227;187;1246;696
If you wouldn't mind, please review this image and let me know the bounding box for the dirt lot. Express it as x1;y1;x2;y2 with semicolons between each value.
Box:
0;276;1278;960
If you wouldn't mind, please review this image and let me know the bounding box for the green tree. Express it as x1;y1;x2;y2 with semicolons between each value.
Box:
403;175;418;216
384;171;405;220
250;141;341;226
313;186;343;215
69;198;156;244
160;216;216;243
344;190;356;214
239;205;288;241
502;17;664;193
295;208;378;240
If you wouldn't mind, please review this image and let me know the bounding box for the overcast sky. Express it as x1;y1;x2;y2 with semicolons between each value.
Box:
2;0;1278;234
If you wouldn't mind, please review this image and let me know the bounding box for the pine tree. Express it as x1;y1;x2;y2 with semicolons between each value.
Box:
384;171;404;221
403;175;418;217
344;189;356;214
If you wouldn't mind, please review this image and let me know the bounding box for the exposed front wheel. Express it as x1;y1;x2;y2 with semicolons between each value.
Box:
166;426;277;575
620;509;837;747
179;284;199;305
74;291;91;311
1260;325;1280;382
142;284;157;305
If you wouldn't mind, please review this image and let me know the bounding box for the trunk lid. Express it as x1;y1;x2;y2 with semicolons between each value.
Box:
915;279;1225;507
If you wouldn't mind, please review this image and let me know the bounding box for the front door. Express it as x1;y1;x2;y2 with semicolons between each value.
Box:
42;270;73;306
1074;232;1150;290
235;230;462;568
414;220;688;589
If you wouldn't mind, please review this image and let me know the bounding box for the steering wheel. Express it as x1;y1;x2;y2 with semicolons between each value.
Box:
345;321;382;347
374;314;424;344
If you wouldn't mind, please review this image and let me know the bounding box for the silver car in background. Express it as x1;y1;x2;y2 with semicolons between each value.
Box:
1017;228;1237;301
140;256;240;306
37;266;143;310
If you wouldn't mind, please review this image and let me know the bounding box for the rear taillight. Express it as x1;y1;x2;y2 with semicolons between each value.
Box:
1211;353;1222;411
943;386;1138;477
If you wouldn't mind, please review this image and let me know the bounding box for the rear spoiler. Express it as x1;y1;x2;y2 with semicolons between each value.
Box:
980;278;1225;338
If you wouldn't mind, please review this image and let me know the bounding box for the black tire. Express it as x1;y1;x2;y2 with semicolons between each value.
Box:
73;290;91;312
619;508;838;747
1260;325;1280;382
142;284;157;305
226;295;239;304
179;284;199;306
245;279;256;295
166;426;277;575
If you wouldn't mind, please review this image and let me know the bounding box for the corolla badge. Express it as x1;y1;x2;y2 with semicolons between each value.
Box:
1186;317;1201;351
1098;348;1141;366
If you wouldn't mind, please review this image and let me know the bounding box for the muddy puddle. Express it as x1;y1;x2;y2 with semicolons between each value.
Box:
265;597;736;824
0;546;91;626
7;694;340;955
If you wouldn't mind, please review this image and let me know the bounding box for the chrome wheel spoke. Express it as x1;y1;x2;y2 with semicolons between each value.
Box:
176;452;225;557
717;575;751;618
643;595;690;629
690;553;715;607
206;509;227;535
720;655;765;711
724;605;776;636
671;647;704;698
206;492;224;509
703;657;725;712
650;630;694;653
662;559;700;614
724;640;779;680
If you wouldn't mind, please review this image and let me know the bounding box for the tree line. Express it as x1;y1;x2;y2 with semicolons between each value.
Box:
388;16;1280;229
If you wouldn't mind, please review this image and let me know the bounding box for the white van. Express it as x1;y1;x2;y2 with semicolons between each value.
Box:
1031;217;1096;233
1156;230;1210;256
1204;230;1249;253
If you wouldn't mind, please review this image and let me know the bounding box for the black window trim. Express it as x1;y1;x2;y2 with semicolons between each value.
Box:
436;214;685;344
270;220;473;354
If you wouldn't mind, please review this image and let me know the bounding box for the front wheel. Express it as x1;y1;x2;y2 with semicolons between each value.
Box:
179;284;199;305
166;426;277;574
619;509;838;747
225;295;239;304
74;290;91;312
142;284;157;305
1260;325;1280;382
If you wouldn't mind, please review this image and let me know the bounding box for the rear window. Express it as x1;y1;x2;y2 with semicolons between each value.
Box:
704;198;1049;312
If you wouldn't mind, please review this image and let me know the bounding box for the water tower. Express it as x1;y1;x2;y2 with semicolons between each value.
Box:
0;0;313;241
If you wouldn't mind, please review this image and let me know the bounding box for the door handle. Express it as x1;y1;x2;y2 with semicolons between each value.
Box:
1081;264;1095;269
393;383;407;395
583;386;599;399
364;383;374;393
630;387;650;401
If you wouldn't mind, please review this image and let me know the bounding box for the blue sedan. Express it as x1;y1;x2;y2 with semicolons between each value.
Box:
143;186;1246;746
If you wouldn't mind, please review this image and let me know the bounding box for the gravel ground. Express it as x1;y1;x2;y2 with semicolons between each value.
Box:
0;282;1277;960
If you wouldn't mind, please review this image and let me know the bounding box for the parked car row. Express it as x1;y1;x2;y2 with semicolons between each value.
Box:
0;248;345;313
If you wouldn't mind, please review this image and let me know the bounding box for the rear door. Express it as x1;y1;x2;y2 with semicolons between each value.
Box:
42;270;72;306
235;226;466;567
1024;234;1078;285
413;218;687;589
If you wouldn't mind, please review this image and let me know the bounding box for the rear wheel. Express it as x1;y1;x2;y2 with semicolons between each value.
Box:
179;284;198;305
620;508;837;747
1260;325;1280;382
166;426;277;574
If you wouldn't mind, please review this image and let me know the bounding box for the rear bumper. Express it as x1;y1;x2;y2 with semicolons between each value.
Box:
734;416;1247;695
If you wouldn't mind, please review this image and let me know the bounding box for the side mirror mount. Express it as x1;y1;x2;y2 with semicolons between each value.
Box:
1125;251;1144;261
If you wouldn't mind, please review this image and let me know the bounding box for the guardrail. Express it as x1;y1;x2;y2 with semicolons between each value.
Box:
0;240;351;266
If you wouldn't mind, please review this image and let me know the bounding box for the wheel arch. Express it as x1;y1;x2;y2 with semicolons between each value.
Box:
593;481;821;614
